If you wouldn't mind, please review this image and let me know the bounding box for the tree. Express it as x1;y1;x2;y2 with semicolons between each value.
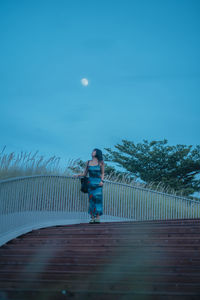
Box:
103;139;200;196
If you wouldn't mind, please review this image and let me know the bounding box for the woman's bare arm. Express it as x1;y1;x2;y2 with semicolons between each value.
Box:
100;162;104;181
74;161;89;177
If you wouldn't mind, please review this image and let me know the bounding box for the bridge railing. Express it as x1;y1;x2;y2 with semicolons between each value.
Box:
0;175;200;246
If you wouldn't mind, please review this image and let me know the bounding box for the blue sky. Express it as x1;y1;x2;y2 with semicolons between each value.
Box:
0;0;200;169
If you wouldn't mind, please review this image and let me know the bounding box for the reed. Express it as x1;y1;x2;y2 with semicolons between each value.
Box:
0;146;68;179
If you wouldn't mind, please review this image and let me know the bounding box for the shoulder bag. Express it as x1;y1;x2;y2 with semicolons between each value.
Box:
80;160;89;193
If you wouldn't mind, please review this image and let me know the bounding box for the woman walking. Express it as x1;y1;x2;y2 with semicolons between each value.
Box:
74;148;104;224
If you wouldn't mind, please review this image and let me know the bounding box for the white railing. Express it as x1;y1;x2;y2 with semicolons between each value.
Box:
0;175;200;246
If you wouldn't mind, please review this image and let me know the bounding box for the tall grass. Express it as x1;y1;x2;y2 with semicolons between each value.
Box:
0;146;66;179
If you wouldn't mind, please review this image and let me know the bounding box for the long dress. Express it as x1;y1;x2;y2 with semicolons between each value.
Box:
87;161;103;217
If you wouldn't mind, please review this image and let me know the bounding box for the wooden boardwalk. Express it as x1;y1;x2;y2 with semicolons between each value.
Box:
1;219;200;299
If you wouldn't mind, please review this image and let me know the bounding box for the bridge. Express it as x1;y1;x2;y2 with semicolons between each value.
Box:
1;175;200;299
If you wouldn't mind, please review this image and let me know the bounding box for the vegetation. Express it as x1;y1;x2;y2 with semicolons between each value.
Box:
0;146;67;179
1;143;199;200
103;139;200;197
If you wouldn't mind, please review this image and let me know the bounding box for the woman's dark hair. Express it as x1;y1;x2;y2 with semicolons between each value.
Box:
93;148;103;162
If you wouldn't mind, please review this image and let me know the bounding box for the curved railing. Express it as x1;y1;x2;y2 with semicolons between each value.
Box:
0;175;200;246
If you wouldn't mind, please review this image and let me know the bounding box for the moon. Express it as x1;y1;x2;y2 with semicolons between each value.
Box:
81;78;89;86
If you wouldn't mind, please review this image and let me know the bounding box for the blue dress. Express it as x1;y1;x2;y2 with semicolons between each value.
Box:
87;161;103;217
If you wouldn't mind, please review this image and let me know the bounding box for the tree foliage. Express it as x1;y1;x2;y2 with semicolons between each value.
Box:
103;139;200;196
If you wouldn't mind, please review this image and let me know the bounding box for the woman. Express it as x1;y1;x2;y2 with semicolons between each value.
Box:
74;148;104;224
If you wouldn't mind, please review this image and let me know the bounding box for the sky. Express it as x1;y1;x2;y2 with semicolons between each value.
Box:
0;0;200;170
